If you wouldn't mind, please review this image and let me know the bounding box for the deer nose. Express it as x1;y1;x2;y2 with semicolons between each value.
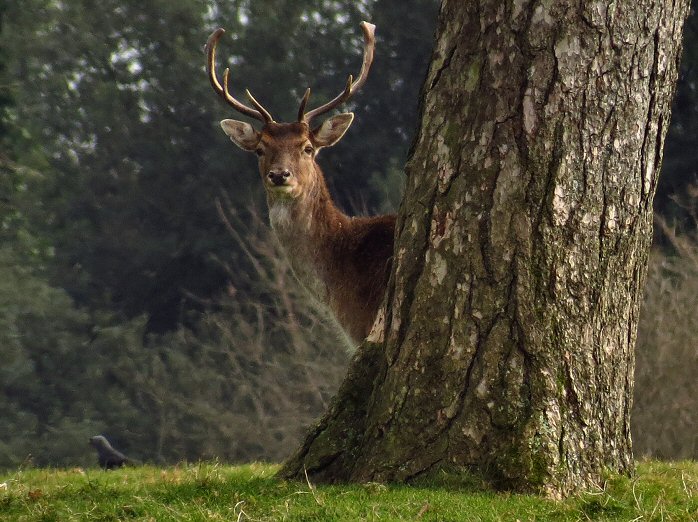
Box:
267;169;291;186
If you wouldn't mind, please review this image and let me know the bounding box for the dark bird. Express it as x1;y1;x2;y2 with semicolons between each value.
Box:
89;435;129;469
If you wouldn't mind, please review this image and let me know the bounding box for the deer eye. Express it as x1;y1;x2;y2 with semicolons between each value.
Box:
255;147;264;157
303;145;314;155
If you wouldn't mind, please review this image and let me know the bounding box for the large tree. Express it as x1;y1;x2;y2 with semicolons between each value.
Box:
280;0;690;496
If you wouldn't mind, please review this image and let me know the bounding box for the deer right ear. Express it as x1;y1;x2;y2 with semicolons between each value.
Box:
312;113;354;149
220;119;260;151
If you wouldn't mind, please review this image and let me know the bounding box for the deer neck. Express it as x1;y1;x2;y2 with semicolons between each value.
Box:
267;166;347;300
268;164;346;236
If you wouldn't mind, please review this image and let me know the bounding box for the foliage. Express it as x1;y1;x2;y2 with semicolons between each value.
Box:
0;244;124;468
1;0;437;331
0;208;348;469
0;461;696;521
3;0;241;330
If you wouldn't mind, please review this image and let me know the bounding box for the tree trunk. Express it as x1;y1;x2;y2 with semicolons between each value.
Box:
279;0;689;496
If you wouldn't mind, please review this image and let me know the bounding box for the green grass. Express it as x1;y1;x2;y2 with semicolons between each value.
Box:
0;460;695;521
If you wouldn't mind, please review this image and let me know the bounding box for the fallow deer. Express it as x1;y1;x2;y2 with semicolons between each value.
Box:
206;22;395;344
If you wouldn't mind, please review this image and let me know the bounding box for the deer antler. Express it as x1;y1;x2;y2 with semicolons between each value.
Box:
299;21;376;123
206;28;274;124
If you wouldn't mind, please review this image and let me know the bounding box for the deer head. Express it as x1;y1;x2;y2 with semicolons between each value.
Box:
206;22;375;202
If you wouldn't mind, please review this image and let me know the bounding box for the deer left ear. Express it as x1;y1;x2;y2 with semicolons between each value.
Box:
312;113;354;148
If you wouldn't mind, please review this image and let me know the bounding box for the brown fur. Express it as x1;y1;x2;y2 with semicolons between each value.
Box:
222;119;395;343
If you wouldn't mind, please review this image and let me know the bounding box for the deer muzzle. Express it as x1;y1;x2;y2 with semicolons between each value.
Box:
267;169;292;187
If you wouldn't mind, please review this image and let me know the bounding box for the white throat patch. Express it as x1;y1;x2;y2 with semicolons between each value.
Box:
267;201;325;303
268;203;292;231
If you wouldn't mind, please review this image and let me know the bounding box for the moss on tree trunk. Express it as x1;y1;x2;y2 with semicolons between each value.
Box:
280;0;690;497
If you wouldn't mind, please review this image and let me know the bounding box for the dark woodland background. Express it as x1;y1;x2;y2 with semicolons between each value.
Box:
0;0;695;468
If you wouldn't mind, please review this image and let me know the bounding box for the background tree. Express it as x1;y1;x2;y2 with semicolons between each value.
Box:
281;0;691;496
2;0;437;332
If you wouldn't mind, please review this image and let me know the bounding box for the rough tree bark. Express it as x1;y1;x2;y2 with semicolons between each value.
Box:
279;0;689;496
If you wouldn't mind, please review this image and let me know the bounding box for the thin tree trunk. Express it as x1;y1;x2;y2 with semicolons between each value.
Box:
280;0;689;496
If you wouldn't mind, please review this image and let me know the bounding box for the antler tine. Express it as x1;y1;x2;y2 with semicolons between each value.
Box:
297;88;311;122
206;28;273;123
350;21;377;95
301;21;376;123
244;89;274;123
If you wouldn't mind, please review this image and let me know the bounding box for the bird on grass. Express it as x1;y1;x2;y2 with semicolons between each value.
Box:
89;435;129;469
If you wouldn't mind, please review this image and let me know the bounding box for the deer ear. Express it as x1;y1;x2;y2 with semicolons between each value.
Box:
312;113;354;148
220;119;260;151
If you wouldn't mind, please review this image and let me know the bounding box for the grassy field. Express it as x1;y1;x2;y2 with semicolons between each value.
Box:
0;460;696;521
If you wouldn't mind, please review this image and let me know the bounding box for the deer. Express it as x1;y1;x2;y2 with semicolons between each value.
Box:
205;22;395;344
